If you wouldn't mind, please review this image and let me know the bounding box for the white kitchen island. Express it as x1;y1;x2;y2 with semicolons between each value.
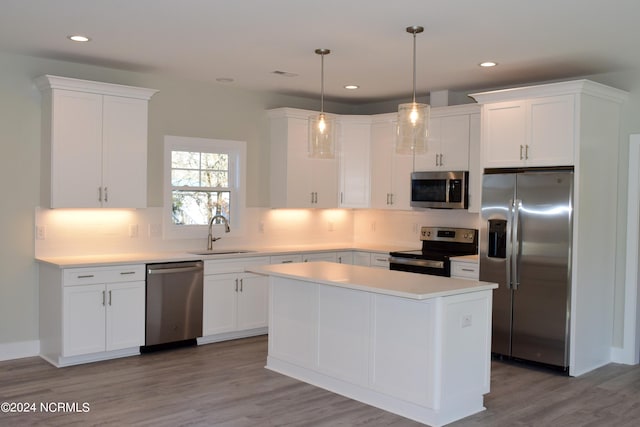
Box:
247;261;498;427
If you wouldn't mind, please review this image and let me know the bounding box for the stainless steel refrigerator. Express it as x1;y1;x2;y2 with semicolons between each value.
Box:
480;168;573;369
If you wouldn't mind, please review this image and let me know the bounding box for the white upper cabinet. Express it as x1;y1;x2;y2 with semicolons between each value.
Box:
35;75;157;208
415;105;479;172
269;108;338;208
370;113;413;210
472;88;577;168
337;115;372;208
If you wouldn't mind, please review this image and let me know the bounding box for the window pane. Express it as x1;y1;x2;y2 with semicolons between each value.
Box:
172;190;230;225
202;153;228;170
172;151;200;169
172;169;200;187
201;170;228;187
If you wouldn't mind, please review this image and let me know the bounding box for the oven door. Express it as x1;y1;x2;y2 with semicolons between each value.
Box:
389;257;450;277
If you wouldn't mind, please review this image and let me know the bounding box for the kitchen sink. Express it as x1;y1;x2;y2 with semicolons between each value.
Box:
188;249;254;256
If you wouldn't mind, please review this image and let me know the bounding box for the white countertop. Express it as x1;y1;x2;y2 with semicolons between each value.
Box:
450;254;479;263
247;261;497;300
35;244;418;268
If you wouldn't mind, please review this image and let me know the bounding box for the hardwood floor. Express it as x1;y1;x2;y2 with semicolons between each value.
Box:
2;336;640;426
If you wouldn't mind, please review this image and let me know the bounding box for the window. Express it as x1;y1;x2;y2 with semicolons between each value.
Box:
164;136;246;238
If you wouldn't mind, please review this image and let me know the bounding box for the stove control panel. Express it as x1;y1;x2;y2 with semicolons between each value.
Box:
420;226;477;244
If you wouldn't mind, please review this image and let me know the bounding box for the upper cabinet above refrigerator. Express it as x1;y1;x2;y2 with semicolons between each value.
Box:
470;80;627;170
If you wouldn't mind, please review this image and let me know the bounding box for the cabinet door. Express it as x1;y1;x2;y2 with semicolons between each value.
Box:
483;100;527;168
416;116;442;171
527;95;574;166
370;121;395;209
390;152;413;209
311;157;338;208
352;252;371;266
236;273;269;330
440;115;471;170
63;284;106;356
102;96;148;208
50;90;103;208
336;251;354;264
285;116;314;207
203;273;238;335
105;281;145;351
339;119;371;208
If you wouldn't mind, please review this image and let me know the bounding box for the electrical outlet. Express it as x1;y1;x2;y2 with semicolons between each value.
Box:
129;224;139;238
35;225;46;240
328;221;334;231
258;222;265;233
370;221;376;232
461;314;472;328
412;223;419;233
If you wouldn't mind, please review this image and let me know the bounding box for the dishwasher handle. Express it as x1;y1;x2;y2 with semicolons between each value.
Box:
147;262;203;276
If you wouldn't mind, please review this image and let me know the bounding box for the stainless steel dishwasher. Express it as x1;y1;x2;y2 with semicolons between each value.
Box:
144;261;204;350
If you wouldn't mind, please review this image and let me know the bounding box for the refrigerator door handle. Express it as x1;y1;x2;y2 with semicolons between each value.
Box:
512;199;522;290
505;200;513;290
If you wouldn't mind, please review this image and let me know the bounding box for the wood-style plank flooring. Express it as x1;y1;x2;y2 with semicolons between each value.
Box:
2;335;640;426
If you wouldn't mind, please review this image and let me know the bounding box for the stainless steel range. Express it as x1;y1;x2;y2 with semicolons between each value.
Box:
389;226;478;276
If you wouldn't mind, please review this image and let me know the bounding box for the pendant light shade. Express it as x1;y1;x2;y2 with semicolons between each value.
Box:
309;48;336;159
397;26;430;155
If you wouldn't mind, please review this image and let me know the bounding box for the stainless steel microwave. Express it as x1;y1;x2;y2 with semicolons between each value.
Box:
410;171;469;209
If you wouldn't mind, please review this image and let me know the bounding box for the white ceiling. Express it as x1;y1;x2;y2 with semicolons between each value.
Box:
2;0;639;103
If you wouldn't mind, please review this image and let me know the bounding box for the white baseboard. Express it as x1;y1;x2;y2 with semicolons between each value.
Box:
611;345;639;365
0;340;40;362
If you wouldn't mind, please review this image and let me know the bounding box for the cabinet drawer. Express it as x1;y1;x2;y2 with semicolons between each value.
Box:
451;262;479;280
370;252;390;268
64;265;145;286
204;257;270;275
269;254;303;264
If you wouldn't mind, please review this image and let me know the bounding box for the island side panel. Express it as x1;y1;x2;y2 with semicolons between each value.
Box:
435;290;493;423
268;277;319;367
317;284;371;386
370;294;436;407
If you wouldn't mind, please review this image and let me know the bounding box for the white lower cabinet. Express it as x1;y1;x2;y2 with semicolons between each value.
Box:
39;263;145;367
450;261;480;280
202;257;270;340
270;254;303;264
302;252;337;263
63;281;145;356
336;251;354;264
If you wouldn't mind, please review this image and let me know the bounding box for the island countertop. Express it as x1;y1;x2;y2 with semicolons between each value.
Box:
247;261;498;300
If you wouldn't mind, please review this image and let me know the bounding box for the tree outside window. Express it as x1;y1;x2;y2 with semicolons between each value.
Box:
171;150;231;225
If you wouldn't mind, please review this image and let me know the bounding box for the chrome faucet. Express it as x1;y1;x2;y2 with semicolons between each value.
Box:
207;214;230;250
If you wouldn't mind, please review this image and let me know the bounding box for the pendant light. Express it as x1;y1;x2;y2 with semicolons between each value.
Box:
397;26;429;155
309;48;336;159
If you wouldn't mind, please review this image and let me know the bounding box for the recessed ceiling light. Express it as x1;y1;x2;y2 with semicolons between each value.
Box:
67;35;91;42
479;61;497;68
344;85;359;90
216;78;234;83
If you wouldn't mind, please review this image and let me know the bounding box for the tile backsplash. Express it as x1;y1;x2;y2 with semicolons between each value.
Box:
34;206;480;257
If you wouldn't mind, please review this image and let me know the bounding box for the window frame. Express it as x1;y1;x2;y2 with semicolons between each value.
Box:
163;135;246;239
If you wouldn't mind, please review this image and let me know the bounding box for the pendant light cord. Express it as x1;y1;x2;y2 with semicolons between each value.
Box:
412;30;417;104
320;52;325;114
